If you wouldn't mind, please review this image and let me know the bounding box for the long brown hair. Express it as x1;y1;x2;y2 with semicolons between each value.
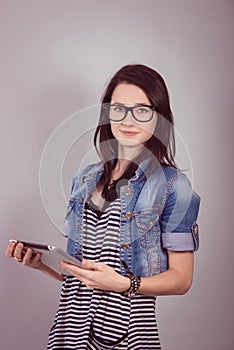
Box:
94;64;177;197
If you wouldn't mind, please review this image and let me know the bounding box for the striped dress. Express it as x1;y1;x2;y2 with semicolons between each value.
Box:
47;198;161;349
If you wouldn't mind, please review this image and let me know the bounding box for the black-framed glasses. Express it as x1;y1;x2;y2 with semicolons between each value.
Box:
108;104;156;122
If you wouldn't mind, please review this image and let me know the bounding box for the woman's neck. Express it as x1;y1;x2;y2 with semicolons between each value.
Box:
112;159;130;180
113;144;143;180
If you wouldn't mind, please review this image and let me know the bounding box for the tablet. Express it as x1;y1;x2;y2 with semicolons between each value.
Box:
9;240;85;275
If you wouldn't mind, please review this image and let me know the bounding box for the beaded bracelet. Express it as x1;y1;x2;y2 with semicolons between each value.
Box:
122;271;141;297
121;260;141;297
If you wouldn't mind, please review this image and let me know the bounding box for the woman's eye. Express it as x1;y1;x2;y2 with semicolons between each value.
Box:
113;106;125;113
136;107;150;114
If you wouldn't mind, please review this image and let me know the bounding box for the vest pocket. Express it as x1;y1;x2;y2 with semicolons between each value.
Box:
135;210;160;249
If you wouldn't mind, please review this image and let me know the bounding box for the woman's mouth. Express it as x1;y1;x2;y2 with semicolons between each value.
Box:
120;130;139;136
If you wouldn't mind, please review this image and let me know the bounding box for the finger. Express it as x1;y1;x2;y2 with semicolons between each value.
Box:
33;252;42;264
14;243;25;260
30;252;42;267
59;261;98;288
83;260;106;272
82;259;97;270
59;261;89;277
23;248;34;265
59;261;80;272
5;241;16;258
24;250;41;267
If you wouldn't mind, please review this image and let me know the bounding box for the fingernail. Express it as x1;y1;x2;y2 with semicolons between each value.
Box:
82;260;89;267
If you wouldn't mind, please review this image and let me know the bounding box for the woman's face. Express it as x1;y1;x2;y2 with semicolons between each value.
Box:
110;83;157;147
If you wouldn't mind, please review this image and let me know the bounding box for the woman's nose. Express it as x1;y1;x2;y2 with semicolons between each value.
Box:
122;110;137;125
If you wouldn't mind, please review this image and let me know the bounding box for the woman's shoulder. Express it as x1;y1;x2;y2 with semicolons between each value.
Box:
161;165;192;181
143;164;191;195
158;165;196;195
160;166;200;205
161;165;181;179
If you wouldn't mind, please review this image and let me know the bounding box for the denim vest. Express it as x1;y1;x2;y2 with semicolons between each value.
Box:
63;159;200;277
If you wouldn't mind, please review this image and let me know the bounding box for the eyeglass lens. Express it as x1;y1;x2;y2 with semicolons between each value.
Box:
109;105;154;122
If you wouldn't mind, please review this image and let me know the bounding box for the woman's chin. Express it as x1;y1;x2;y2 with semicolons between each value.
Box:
117;137;142;148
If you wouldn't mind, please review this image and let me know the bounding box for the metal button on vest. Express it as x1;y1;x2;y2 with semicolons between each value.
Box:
125;211;132;219
122;242;130;250
125;188;132;196
193;224;198;234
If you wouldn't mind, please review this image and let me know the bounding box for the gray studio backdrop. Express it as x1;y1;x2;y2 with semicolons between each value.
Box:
1;1;233;349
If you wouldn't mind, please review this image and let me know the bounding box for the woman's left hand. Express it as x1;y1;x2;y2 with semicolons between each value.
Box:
59;259;130;293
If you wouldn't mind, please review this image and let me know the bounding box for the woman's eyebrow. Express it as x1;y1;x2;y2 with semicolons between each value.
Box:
110;102;148;106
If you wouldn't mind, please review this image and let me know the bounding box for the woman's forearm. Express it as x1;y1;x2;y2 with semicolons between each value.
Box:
138;268;193;296
138;251;194;296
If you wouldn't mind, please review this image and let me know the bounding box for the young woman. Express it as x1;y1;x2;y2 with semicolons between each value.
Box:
6;64;200;349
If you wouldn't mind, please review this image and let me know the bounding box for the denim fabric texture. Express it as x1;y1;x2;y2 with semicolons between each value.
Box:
62;159;200;277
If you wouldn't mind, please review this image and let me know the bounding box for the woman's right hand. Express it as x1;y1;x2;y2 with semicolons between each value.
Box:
5;240;64;281
5;241;43;269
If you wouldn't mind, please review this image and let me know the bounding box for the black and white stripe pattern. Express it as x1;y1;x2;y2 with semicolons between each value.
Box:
47;199;161;349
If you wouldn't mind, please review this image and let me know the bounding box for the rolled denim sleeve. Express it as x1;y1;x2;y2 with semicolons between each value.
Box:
161;173;201;252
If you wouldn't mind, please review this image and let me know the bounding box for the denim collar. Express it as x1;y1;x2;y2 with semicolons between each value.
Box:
81;156;155;185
